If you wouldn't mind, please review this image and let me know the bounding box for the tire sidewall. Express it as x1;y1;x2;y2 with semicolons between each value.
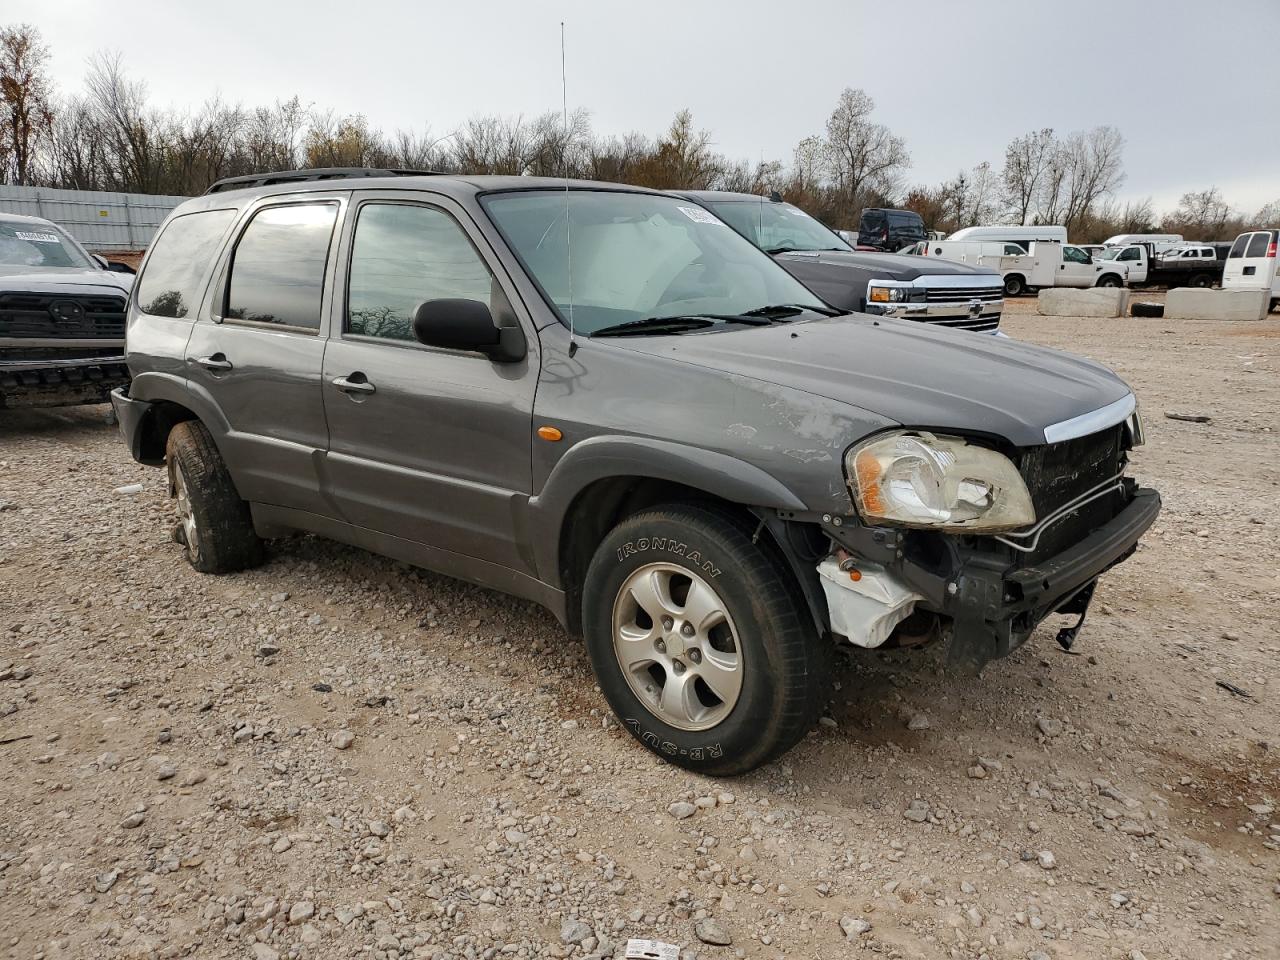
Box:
583;513;788;770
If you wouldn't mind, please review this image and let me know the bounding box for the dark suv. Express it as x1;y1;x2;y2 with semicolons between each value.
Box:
1;213;133;409
111;168;1160;775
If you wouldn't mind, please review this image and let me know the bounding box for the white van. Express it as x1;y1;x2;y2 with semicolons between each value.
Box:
1103;233;1183;252
1222;229;1279;310
947;225;1068;251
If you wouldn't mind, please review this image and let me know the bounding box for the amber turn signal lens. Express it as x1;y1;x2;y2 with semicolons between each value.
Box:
847;569;862;582
537;425;563;442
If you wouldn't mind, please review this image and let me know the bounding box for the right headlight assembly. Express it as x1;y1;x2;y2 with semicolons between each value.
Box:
847;431;1035;532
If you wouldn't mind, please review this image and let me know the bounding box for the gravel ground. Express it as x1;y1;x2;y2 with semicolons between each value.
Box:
1;307;1277;960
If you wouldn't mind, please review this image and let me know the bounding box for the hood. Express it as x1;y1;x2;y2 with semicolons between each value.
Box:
773;250;998;312
606;314;1131;448
0;266;133;295
779;250;999;279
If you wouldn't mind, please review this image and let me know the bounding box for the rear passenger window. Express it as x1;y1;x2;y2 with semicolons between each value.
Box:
1228;235;1250;258
136;210;235;318
1245;232;1270;257
225;203;338;329
346;202;495;342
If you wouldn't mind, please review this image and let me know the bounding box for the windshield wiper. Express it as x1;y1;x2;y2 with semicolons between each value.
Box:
590;315;763;338
741;303;842;318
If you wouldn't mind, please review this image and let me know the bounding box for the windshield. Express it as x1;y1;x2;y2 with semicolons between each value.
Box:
482;190;828;335
1100;248;1121;260
701;199;852;254
0;219;94;269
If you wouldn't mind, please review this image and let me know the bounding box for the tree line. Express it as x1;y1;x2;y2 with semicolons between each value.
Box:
1;24;1275;243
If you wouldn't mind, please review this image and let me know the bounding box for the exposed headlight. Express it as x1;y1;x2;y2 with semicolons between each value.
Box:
868;286;904;303
847;431;1035;532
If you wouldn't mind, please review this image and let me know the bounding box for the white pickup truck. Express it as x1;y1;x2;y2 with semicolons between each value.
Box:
906;240;1127;296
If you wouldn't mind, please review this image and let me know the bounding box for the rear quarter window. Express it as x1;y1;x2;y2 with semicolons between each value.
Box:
1228;234;1250;258
1245;232;1270;257
136;210;237;317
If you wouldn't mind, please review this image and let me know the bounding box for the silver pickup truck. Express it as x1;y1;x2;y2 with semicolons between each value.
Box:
0;213;133;409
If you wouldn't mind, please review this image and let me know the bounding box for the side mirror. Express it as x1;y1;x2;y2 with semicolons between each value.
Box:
411;298;526;363
107;260;136;274
92;254;109;270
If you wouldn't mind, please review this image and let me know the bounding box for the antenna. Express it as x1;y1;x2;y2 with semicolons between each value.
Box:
561;21;577;357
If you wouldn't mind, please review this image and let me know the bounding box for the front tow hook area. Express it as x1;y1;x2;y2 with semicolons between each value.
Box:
1053;582;1097;652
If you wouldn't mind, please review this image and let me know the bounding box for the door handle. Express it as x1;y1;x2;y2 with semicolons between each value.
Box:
194;354;233;372
332;374;376;395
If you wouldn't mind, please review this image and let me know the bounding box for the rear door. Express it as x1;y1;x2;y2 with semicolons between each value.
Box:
1224;230;1279;296
184;195;344;516
320;191;539;570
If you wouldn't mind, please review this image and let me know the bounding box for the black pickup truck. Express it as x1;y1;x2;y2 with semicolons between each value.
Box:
0;213;133;409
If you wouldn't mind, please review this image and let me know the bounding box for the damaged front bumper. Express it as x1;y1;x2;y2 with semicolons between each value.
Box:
817;486;1161;670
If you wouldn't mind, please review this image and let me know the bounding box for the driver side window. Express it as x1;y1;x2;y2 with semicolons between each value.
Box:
346;202;495;342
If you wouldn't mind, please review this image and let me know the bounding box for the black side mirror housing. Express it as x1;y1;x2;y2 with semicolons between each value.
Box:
411;298;526;363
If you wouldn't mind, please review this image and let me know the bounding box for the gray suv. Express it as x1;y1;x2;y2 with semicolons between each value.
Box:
111;168;1160;774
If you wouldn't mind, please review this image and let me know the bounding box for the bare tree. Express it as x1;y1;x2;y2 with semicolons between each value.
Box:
820;88;909;218
1001;128;1054;224
0;24;55;185
1060;126;1125;232
1255;199;1280;227
1162;187;1233;239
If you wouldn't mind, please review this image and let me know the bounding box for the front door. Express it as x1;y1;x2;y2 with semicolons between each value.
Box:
184;197;343;515
1114;245;1146;283
321;194;538;571
1058;245;1096;287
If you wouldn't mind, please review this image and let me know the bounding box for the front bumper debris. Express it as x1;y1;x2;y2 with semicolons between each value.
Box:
823;487;1162;670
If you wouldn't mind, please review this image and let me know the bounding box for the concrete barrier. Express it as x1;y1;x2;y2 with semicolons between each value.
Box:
1037;287;1129;318
1164;288;1269;321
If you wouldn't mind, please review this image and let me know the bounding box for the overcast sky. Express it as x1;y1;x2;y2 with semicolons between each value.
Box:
15;0;1280;214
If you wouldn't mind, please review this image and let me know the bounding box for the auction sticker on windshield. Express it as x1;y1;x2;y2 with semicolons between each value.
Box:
14;231;61;243
677;206;723;225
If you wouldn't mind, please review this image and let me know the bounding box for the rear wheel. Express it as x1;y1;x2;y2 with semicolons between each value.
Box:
582;504;832;775
1003;274;1025;297
1189;273;1213;288
165;420;264;574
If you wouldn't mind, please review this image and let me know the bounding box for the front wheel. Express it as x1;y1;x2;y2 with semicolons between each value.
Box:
1096;274;1123;288
582;504;832;775
1189;273;1213;288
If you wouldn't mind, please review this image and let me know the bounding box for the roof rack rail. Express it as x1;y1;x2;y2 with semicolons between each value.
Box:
203;167;439;195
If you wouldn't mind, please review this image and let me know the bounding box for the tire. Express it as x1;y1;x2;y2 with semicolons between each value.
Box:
1270;298;1278;314
582;503;832;775
1003;274;1025;297
1189;273;1213;288
1096;274;1123;288
165;420;264;574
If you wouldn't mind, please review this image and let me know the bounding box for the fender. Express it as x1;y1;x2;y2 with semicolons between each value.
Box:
525;434;808;589
128;370;233;440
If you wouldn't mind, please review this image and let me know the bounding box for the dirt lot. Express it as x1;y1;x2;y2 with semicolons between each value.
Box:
1;304;1277;960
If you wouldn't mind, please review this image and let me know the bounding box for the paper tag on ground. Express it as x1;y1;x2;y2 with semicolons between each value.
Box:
676;206;722;225
624;939;680;960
